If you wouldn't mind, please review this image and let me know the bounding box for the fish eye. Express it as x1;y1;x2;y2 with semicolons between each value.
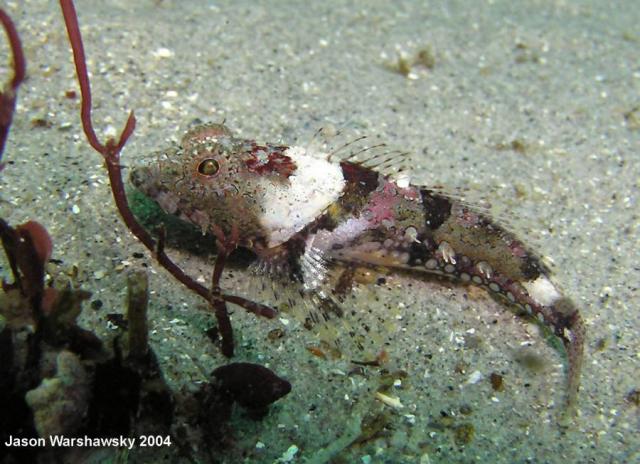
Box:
197;158;220;176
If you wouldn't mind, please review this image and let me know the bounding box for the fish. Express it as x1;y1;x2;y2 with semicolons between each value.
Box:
130;122;584;421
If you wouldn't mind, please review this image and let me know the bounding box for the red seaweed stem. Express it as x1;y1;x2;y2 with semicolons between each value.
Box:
0;7;26;168
58;0;275;357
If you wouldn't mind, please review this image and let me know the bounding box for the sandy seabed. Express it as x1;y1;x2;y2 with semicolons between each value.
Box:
1;1;639;463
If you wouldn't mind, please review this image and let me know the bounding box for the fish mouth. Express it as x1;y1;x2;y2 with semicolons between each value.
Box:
129;165;152;191
128;164;182;216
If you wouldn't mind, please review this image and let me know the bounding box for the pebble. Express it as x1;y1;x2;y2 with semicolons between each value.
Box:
275;444;299;463
152;47;174;58
93;270;105;280
375;391;403;409
466;370;483;384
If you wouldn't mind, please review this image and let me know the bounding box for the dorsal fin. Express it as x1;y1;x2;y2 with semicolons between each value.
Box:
424;183;556;273
299;124;414;184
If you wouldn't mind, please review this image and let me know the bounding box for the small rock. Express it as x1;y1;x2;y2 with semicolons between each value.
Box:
152;47;174;58
466;370;483;384
490;372;504;391
275;444;299;463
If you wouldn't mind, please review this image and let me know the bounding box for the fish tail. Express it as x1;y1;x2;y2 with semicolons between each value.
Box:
553;297;585;425
494;275;584;422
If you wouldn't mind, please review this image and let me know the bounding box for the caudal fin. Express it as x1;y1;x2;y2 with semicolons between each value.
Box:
554;297;585;425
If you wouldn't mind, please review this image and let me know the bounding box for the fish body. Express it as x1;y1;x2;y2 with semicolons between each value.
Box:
130;123;584;417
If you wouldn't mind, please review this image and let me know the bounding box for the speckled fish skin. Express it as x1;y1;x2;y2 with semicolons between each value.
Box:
130;123;584;419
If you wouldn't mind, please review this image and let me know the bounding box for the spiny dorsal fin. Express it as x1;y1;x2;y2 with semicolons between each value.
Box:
300;123;414;183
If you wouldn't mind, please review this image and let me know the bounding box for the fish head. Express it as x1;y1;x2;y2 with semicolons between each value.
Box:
130;123;297;248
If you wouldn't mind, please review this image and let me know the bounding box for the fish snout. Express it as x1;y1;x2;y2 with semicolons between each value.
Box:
129;165;155;193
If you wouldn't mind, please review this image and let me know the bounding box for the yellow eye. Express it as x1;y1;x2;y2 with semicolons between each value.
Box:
197;158;220;176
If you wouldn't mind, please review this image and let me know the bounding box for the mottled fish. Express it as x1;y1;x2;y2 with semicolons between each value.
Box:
130;123;584;420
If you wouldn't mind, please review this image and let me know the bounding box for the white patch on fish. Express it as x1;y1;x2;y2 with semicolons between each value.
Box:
257;146;345;247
